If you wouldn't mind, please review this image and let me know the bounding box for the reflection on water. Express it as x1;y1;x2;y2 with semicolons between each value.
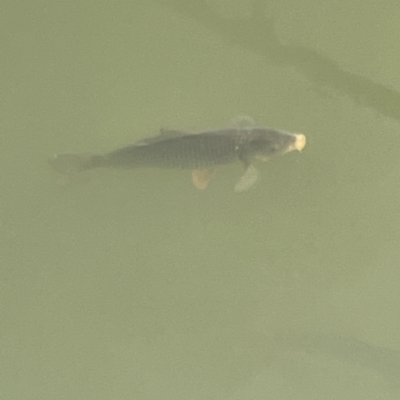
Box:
159;0;400;122
277;332;400;386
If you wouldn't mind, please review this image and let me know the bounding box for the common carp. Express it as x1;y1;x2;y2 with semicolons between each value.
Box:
49;121;306;191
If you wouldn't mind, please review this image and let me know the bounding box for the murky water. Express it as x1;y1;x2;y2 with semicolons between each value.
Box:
2;1;400;399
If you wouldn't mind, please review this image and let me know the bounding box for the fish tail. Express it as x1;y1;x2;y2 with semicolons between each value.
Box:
48;153;106;175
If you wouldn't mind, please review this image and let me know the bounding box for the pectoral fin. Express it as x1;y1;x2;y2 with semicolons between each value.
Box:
191;169;212;190
234;164;259;192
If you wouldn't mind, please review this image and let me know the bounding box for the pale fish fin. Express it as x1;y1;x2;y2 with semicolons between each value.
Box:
135;129;187;146
191;168;212;190
234;165;259;192
159;128;187;138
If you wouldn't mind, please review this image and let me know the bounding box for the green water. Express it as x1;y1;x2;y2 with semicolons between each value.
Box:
2;1;400;399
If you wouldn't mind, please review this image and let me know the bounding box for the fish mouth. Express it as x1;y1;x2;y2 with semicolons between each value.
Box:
287;133;306;152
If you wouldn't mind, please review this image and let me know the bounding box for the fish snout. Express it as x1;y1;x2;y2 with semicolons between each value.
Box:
290;133;306;152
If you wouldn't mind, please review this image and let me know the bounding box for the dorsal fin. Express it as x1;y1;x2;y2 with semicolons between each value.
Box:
134;129;188;146
159;128;187;138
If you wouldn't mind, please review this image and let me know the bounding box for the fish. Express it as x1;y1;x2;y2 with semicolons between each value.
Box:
49;122;306;191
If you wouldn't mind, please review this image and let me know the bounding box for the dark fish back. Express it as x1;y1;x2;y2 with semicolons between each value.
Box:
106;130;240;169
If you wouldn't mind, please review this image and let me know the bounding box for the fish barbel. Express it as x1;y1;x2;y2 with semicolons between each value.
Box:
49;124;306;191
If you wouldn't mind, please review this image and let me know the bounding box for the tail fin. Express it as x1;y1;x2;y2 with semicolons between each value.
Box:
48;153;105;175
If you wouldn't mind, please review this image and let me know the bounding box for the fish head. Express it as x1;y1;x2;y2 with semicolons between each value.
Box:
247;129;306;161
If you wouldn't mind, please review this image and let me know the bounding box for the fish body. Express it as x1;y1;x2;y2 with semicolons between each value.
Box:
49;124;306;191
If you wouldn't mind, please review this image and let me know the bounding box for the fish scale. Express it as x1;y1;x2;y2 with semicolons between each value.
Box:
106;131;240;169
